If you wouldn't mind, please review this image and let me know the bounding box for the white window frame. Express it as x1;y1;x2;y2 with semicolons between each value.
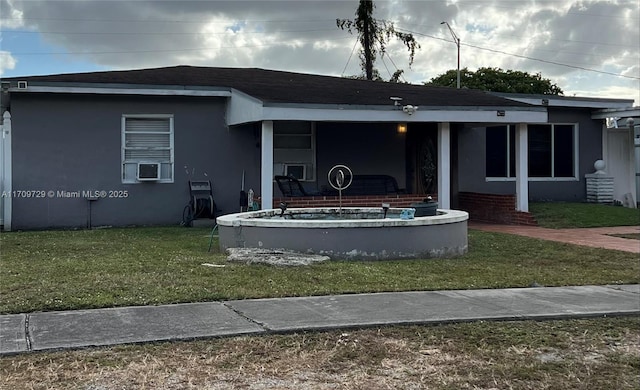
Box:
273;121;316;182
486;123;579;182
122;114;174;183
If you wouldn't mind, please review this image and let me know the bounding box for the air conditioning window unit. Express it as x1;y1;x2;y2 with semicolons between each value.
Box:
284;163;306;181
137;162;161;181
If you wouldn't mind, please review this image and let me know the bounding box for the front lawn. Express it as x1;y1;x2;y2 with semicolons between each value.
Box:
530;202;640;228
1;226;637;314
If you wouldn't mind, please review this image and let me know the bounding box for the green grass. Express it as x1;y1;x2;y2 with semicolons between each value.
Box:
1;226;638;314
530;202;640;228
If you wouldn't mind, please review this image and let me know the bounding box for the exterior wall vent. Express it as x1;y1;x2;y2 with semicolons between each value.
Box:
17;81;28;89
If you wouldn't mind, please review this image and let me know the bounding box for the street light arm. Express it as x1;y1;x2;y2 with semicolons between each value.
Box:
440;21;460;46
441;21;461;89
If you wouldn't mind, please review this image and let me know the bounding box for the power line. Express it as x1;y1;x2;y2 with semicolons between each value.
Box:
398;28;640;81
0;16;337;24
466;42;639;80
396;22;638;50
341;35;359;77
382;52;407;83
7;36;354;56
436;1;639;21
1;28;342;36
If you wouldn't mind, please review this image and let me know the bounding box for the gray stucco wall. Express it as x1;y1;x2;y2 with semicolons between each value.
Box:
10;93;260;229
457;107;603;201
315;122;407;190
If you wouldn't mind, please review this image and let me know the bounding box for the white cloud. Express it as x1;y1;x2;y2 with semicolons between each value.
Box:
1;0;638;103
0;0;24;29
0;51;17;75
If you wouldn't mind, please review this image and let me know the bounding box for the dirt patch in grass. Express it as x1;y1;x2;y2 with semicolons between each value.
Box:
608;233;640;241
2;317;638;389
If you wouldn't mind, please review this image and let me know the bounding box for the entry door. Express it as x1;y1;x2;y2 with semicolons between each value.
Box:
405;124;438;195
607;128;634;203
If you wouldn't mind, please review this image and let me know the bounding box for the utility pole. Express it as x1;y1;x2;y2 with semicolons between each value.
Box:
441;21;461;88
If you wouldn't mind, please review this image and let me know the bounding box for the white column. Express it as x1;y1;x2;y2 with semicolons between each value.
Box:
437;122;451;209
260;120;274;210
2;111;11;230
515;123;529;212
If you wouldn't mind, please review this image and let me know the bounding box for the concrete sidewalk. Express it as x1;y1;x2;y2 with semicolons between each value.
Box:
1;285;638;355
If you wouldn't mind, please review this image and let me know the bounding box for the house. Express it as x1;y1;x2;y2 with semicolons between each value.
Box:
0;65;636;230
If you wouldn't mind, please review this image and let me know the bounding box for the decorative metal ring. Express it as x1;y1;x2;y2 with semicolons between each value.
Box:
328;164;353;191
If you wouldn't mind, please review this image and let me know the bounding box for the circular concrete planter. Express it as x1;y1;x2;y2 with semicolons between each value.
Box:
217;207;468;260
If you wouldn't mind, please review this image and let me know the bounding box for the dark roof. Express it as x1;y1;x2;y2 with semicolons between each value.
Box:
5;65;531;107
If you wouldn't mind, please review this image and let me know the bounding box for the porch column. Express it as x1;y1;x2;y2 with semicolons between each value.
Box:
515;123;529;212
437;122;451;209
2;111;11;231
260;120;274;210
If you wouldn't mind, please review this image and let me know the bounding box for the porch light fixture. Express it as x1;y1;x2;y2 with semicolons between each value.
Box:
397;123;407;134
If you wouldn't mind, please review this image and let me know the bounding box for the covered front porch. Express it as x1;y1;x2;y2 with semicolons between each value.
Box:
223;81;548;224
256;119;543;225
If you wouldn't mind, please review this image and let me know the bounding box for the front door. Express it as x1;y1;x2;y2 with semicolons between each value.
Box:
406;123;438;195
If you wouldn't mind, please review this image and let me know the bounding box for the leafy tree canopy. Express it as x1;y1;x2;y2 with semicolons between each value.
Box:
426;67;564;95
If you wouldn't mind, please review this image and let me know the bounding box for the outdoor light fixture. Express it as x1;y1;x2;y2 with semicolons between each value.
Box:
397;123;407;134
441;21;461;89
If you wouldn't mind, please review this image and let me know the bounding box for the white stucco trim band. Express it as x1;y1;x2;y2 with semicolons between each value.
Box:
228;106;548;126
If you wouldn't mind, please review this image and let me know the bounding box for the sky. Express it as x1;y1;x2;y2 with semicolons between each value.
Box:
1;0;638;104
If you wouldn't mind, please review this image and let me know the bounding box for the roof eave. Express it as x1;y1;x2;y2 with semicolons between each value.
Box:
492;92;634;109
6;83;232;97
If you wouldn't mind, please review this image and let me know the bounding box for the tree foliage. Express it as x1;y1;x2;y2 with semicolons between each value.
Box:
426;67;564;95
337;0;419;81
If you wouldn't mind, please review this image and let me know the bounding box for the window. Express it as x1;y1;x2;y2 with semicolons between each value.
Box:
122;115;174;183
486;124;576;180
273;121;315;181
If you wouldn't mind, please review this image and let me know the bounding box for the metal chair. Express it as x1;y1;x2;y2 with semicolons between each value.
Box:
274;175;316;197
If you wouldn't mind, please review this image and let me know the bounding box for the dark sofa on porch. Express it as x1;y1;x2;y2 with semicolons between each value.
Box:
274;174;424;209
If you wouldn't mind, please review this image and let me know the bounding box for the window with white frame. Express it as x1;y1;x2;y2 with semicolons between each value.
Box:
122;115;174;183
273;121;316;181
486;124;577;179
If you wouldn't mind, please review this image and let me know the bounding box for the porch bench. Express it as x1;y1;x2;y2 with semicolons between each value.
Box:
338;174;405;196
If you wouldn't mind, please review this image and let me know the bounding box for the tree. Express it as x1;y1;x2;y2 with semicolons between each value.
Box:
337;0;419;81
426;67;564;95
